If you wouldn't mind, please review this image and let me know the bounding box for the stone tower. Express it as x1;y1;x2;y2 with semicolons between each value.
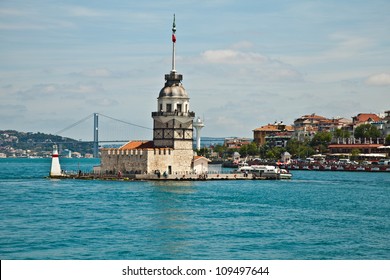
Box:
152;15;195;152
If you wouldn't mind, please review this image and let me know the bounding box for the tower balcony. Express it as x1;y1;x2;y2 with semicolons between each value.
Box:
152;111;195;117
165;73;183;82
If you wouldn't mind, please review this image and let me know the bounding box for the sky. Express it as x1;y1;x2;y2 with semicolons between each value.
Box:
1;0;389;141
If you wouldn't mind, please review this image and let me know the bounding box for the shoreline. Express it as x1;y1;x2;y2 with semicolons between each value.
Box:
48;172;285;181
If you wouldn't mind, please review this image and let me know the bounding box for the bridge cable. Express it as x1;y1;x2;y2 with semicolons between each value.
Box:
99;113;152;130
54;113;94;135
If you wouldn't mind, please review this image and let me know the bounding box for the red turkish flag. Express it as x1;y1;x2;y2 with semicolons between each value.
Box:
172;34;176;43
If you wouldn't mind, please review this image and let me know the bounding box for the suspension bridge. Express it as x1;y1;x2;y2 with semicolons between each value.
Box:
54;113;152;158
51;113;224;158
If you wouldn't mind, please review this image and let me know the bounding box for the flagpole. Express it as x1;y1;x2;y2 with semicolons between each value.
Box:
171;14;176;73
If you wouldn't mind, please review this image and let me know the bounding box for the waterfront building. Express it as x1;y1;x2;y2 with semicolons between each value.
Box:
293;113;328;130
352;113;380;125
223;137;252;149
382;110;390;137
193;155;211;174
292;113;329;141
253;121;294;147
327;117;352;132
99;16;203;176
327;143;386;159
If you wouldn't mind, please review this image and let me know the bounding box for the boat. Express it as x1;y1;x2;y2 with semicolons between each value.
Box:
279;168;293;179
237;165;292;179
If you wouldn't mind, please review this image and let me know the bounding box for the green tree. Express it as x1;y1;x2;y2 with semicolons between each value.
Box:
286;138;315;158
309;131;332;154
310;131;332;147
350;148;360;160
212;144;226;158
354;124;380;139
197;147;210;158
265;150;275;159
263;146;285;160
333;128;350;138
386;134;390;145
247;142;259;155
239;142;258;156
259;144;270;159
286;138;301;156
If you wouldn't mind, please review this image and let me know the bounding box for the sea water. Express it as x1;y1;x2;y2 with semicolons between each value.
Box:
0;158;389;260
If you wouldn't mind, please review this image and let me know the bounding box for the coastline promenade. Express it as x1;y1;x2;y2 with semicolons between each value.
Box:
49;172;281;181
286;163;390;172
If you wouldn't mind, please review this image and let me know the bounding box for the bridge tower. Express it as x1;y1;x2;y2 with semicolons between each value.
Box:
93;113;99;158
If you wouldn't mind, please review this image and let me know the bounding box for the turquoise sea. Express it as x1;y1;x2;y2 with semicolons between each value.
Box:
0;158;389;260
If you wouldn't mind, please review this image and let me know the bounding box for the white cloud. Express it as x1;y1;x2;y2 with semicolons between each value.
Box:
201;49;268;64
191;48;303;83
231;41;254;50
0;8;27;16
80;68;112;78
15;82;104;100
89;98;119;107
365;73;390;86
66;6;106;17
71;68;131;79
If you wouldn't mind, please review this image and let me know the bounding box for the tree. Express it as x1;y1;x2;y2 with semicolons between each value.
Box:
350;148;360;160
311;131;332;147
259;144;270;159
239;145;248;157
386;134;390;145
286;138;315;159
239;142;258;156
333;128;350;138
310;131;332;153
197;147;210;158
266;150;276;160
212;144;226;158
354;124;380;139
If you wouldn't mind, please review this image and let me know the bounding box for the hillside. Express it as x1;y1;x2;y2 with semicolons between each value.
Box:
0;130;93;157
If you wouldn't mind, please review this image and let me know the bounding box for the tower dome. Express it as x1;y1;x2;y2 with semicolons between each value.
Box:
159;72;188;98
159;85;188;98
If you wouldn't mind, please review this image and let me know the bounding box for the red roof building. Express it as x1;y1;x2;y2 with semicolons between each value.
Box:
253;122;294;146
352;113;380;124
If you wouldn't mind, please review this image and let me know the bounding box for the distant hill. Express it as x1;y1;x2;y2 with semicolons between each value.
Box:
0;130;93;157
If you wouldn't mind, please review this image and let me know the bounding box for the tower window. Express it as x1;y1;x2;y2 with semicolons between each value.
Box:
177;104;182;112
166;104;172;112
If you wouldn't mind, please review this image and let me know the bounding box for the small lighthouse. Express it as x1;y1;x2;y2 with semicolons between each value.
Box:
193;117;205;150
50;144;62;177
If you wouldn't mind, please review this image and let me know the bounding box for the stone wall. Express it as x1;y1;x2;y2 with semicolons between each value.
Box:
100;147;194;175
100;149;148;174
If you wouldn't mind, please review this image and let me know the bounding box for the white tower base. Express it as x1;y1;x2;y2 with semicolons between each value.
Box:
50;145;63;177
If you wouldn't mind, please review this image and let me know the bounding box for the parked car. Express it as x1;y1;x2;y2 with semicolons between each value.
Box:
378;159;390;165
